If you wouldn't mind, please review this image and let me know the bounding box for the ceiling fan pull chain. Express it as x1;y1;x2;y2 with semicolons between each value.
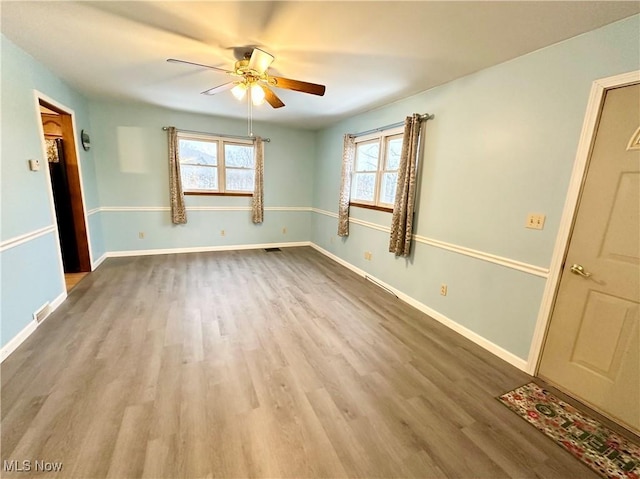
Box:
247;87;251;136
248;87;253;137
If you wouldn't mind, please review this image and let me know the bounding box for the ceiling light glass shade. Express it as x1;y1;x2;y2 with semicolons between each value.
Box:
231;83;247;100
251;83;266;105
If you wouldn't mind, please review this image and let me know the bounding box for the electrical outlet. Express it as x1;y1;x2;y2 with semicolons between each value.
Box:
330;236;335;244
220;230;225;236
526;213;546;230
364;251;372;261
440;284;448;296
138;232;145;239
282;227;287;234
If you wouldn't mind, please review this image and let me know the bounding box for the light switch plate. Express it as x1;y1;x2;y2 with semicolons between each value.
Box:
526;213;546;230
28;159;40;171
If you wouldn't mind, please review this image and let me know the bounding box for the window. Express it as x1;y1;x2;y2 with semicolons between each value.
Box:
350;128;404;210
178;133;255;195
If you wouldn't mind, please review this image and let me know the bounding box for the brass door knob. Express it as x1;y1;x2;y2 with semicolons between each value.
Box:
570;264;592;277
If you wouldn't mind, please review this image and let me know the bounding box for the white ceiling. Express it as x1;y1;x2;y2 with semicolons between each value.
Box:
2;1;638;129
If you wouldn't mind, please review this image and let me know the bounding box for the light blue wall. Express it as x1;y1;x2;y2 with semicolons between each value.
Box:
311;16;640;360
1;36;101;241
1;35;103;347
88;100;315;252
1;235;64;344
101;211;310;252
2;15;638;361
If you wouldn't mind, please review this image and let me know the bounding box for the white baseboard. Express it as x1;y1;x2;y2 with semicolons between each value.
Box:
0;321;37;363
1;291;66;363
310;243;369;277
3;241;528;372
2;242;308;362
92;252;108;270
50;291;67;312
310;243;529;372
105;241;312;259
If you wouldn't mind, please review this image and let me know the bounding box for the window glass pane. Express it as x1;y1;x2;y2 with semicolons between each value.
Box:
226;168;255;192
179;139;217;165
381;172;398;205
351;172;377;202
355;142;379;171
181;164;218;190
225;143;254;168
386;137;403;170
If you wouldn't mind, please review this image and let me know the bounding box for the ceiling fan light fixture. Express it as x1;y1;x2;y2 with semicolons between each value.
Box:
251;83;266;106
169;48;324;113
231;82;247;100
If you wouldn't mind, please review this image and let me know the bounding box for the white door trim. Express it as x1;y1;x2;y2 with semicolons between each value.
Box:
33;90;95;278
527;70;640;375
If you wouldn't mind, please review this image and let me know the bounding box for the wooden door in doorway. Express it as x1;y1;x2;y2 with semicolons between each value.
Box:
40;104;91;273
538;84;639;434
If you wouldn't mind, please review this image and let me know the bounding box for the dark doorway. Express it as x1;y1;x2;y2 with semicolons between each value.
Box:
47;138;80;271
39;101;91;279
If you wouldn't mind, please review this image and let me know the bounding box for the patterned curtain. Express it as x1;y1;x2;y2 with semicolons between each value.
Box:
168;127;187;224
337;134;356;236
389;114;423;256
251;137;264;224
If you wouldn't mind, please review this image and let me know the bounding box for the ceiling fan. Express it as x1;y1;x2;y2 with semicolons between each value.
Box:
167;48;326;109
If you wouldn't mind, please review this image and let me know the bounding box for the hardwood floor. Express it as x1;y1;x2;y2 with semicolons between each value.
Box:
1;247;599;478
64;272;88;292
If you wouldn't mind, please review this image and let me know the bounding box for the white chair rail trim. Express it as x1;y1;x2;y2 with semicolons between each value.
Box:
311;208;549;278
96;206;313;213
0;225;56;253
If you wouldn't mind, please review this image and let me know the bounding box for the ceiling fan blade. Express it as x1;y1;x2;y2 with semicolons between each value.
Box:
270;76;325;96
248;48;274;74
201;82;235;95
167;58;234;74
261;85;285;109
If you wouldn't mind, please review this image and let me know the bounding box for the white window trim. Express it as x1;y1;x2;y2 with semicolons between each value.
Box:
379;132;404;208
178;132;255;195
351;126;404;209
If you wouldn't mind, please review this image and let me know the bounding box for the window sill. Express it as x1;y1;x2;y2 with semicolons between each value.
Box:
350;202;393;213
184;191;253;197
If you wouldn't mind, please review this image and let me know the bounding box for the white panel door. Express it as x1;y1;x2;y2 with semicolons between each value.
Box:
539;83;639;434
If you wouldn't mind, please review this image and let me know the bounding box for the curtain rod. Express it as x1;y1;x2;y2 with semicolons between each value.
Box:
162;127;271;142
351;113;434;138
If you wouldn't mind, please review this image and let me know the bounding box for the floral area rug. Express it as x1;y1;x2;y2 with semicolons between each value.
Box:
498;382;640;479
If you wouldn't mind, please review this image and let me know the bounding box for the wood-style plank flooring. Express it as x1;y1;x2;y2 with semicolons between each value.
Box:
65;272;88;292
1;247;599;478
